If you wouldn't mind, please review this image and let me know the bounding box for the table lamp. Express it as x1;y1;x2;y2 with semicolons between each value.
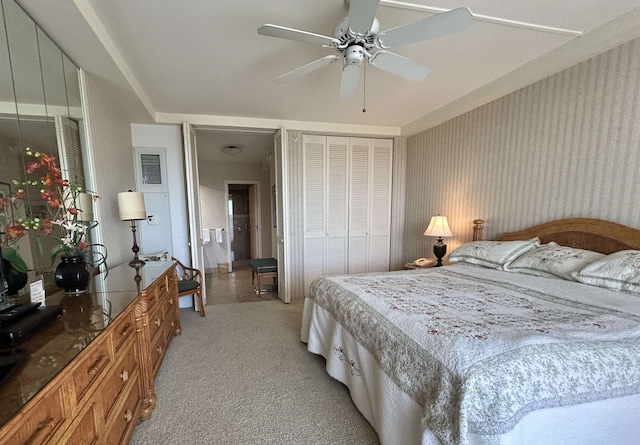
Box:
423;215;453;267
117;190;147;268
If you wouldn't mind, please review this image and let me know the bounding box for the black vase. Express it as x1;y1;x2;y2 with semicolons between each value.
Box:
55;255;90;293
2;259;28;295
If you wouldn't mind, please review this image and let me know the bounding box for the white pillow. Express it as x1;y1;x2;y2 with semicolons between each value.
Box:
505;242;605;281
573;250;640;294
448;238;540;270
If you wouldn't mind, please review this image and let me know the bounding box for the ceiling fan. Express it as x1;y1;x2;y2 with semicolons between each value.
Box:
257;0;473;99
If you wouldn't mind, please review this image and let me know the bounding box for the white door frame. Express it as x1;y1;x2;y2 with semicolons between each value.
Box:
224;180;262;272
182;122;206;308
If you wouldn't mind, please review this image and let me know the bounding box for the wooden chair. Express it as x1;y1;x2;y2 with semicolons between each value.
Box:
250;258;278;295
172;257;205;316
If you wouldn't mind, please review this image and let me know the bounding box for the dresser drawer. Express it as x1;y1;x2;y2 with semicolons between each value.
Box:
71;335;112;404
164;315;178;342
163;290;176;317
150;330;168;376
3;385;66;445
110;309;136;354
103;378;142;445
65;403;98;445
148;306;165;343
100;340;139;422
158;276;170;298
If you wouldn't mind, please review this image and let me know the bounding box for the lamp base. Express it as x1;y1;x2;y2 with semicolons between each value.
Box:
128;219;145;268
128;258;146;268
433;238;447;267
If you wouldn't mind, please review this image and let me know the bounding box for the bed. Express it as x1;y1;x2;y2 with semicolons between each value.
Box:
301;218;640;445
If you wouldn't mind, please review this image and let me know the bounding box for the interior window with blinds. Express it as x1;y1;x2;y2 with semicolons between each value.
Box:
140;153;162;184
56;116;85;189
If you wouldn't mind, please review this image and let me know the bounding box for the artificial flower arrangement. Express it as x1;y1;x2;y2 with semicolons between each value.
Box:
0;148;107;281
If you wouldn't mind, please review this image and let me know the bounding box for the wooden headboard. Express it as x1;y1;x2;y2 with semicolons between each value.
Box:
497;218;640;254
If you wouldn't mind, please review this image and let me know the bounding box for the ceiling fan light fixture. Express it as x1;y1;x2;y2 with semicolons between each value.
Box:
345;45;364;66
221;145;243;156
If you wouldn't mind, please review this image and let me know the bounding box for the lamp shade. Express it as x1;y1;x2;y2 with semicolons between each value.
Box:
423;215;453;238
117;191;147;221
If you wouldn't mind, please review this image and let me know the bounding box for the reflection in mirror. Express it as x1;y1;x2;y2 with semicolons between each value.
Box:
0;0;84;296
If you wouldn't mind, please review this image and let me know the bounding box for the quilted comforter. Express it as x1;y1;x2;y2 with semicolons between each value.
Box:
305;266;640;445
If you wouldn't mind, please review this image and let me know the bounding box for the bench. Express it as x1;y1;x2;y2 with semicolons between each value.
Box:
250;258;278;295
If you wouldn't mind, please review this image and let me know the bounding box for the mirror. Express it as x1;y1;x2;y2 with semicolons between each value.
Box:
0;0;84;295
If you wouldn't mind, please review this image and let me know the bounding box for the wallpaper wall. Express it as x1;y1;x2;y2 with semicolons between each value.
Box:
404;36;640;263
80;70;137;267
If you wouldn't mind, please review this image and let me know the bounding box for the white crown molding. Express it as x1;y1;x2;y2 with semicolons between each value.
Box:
155;112;401;137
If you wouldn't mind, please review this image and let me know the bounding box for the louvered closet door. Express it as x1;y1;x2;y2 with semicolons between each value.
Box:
326;137;349;275
348;138;371;274
303;135;326;291
368;139;393;272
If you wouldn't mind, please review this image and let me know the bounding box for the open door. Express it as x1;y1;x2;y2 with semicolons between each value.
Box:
182;122;207;309
274;129;290;303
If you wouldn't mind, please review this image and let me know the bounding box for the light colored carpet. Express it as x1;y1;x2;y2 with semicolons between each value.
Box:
130;299;381;445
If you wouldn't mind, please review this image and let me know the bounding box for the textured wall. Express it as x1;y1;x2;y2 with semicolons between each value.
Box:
390;136;407;270
80;70;137;268
404;37;640;263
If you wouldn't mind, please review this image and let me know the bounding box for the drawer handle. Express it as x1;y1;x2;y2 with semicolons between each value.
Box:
168;297;174;305
155;318;161;326
120;370;129;382
170;320;175;328
26;418;56;444
156;345;163;354
124;410;133;422
120;323;133;338
87;355;107;376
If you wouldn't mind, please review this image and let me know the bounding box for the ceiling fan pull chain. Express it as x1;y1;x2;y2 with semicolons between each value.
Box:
362;62;367;113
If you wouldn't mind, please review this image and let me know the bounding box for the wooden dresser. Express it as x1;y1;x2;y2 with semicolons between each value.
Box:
0;260;181;445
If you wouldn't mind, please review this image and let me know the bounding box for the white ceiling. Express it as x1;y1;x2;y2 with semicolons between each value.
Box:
194;129;275;163
16;0;640;146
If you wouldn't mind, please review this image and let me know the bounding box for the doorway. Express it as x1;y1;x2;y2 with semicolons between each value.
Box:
229;185;251;268
226;181;261;271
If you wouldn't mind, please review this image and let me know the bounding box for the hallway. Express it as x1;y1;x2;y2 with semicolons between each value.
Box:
205;260;278;305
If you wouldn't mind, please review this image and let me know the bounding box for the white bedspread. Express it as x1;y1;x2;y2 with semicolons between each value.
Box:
302;265;640;445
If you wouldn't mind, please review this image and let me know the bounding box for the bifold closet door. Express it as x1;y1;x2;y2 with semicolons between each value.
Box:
303;135;326;291
326;137;349;275
368;139;393;272
348;138;371;274
348;137;393;274
303;134;392;291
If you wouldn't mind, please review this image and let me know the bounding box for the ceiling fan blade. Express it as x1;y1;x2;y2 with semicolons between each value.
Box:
369;50;431;81
377;7;473;48
339;63;361;99
258;24;340;47
274;55;339;83
348;0;380;35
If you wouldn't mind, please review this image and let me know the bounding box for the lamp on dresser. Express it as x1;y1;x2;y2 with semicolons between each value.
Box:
423;215;453;267
117;190;147;268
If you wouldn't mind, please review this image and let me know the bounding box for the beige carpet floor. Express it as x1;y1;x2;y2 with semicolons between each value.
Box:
129;298;381;445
